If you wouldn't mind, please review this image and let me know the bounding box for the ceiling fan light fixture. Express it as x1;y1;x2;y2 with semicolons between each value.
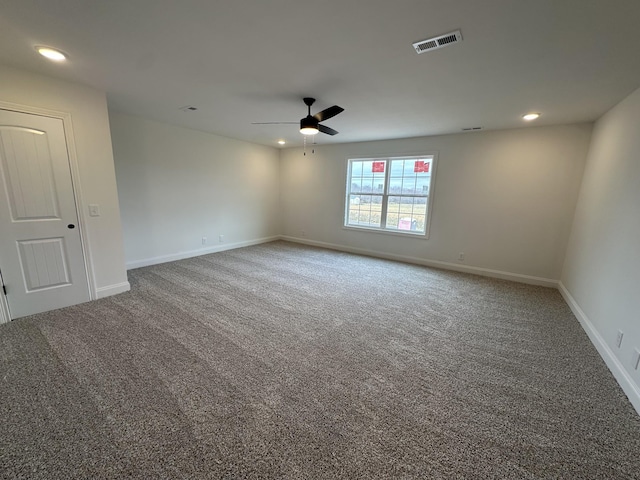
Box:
300;116;319;135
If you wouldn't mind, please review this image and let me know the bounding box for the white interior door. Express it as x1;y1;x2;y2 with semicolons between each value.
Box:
0;109;90;319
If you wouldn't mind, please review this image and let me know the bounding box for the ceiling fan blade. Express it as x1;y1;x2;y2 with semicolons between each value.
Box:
251;122;298;125
314;105;344;122
318;124;339;136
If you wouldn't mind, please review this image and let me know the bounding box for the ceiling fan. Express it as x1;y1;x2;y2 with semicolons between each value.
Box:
252;97;344;136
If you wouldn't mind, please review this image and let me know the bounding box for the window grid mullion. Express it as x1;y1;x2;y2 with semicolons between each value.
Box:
380;159;391;228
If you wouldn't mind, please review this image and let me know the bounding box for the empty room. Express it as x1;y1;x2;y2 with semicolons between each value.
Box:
1;1;640;478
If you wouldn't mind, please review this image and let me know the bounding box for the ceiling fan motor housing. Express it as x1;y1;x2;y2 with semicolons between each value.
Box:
300;115;319;134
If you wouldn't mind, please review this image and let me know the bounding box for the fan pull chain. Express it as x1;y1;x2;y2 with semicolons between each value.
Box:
302;136;316;156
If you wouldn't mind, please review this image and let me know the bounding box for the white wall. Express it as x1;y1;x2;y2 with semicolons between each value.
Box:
109;112;280;268
280;125;592;283
0;65;129;298
561;86;640;412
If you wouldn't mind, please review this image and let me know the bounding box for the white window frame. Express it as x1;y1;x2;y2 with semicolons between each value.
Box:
343;154;437;239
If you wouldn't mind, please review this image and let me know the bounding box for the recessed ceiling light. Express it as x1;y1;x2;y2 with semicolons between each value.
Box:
522;113;540;121
277;140;286;145
35;46;67;62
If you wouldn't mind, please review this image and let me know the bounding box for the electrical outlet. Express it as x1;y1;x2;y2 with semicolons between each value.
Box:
458;252;465;262
633;349;640;370
616;330;624;348
219;235;224;243
201;237;207;245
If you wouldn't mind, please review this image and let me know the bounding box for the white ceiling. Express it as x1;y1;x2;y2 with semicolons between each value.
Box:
1;0;640;148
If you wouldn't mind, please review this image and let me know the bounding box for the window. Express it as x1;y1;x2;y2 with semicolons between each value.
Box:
344;155;436;237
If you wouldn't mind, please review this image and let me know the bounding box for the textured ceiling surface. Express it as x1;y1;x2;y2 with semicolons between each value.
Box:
1;0;640;147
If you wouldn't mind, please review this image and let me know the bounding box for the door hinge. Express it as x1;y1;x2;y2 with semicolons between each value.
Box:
2;284;5;296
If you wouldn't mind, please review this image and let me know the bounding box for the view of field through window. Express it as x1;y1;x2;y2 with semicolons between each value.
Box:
345;156;434;235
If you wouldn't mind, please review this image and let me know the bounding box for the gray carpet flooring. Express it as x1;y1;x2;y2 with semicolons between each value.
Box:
1;241;639;479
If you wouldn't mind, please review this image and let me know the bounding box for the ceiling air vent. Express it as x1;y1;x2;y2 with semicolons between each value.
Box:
413;30;463;54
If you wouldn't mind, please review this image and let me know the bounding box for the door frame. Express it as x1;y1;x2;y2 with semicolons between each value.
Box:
0;269;9;323
0;101;96;321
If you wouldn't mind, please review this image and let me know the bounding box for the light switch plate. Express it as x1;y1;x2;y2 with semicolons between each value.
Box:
88;204;100;217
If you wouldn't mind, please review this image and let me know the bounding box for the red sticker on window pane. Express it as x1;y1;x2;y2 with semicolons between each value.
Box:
372;161;385;173
414;160;430;173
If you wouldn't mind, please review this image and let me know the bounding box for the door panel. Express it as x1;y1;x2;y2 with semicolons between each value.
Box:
1;126;60;220
17;237;71;291
0;109;90;319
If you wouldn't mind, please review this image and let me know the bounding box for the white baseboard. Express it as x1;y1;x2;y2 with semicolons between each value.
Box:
279;236;559;288
125;236;280;270
558;282;640;415
96;281;131;299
